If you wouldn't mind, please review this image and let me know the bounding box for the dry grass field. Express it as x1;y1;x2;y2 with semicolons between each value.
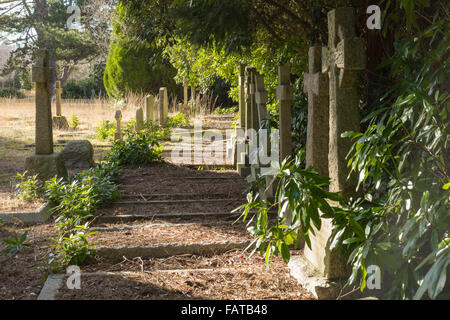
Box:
0;97;139;213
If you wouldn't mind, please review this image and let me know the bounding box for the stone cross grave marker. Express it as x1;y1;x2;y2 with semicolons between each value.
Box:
324;7;365;199
145;94;154;123
136;107;144;131
114;110;122;141
25;49;67;181
32;49;54;155
303;47;330;177
276;65;293;162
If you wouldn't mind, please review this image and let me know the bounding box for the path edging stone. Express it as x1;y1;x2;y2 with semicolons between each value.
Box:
0;202;53;225
95;240;252;261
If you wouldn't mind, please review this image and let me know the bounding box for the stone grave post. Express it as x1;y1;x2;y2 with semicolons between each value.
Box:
25;49;67;181
248;73;269;182
277;65;293;163
288;7;366;299
230;64;246;168
238;64;246;128
164;88;169;118
114;110;122;141
145;95;154;123
135;107;144;131
183;81;188;110
159;88;167;126
52;80;69;129
303;47;330;177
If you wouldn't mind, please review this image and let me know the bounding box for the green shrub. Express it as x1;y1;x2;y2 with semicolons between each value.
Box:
166;112;190;127
96;120;116;140
107;126;163;165
15;172;43;201
49;223;96;268
0;88;26;98
2;231;31;256
213;105;238;114
69;113;79;129
235;150;343;266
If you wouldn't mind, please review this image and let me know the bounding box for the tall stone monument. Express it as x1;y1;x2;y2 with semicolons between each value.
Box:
25;49;67;181
52;80;69;129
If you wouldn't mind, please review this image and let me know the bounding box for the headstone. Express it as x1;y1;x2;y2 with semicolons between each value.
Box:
159;88;167;126
25;49;67;181
55;81;62;117
276;65;293;162
135;107;144;131
60;140;95;168
303;47;330;177
238;65;246;128
324;7;365;199
164;89;169;118
145;95;154;122
52;80;69;129
183;81;188;109
230;64;246;168
114;110;122;141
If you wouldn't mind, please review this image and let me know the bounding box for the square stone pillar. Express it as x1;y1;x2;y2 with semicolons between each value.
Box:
276;65;293;162
159;87;168;126
135;107;144;131
145;94;154;122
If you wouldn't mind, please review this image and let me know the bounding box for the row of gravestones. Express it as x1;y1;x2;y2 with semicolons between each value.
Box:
114;83;203;140
231;7;366;299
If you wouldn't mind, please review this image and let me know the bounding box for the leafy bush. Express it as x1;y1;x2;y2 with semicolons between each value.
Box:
49;223;96;268
166;112;190;127
107;125;163;165
213;105;238;114
62;77;104;99
0;88;26;98
2;231;31;256
15;172;43;201
69;113;79;129
96;120;116;140
235;151;343;266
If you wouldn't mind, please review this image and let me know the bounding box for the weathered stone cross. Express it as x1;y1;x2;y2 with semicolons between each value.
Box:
25;49;67;181
323;7;365;198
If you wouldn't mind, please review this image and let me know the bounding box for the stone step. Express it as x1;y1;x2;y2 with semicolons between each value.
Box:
38;249;314;300
87;219;253;262
95;211;242;224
